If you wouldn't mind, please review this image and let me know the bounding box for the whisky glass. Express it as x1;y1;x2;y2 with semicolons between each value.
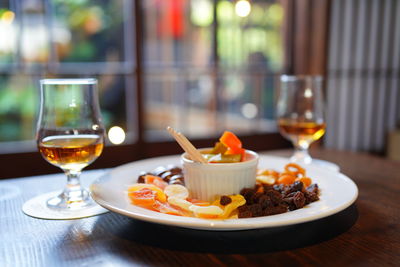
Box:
276;75;325;165
36;78;105;210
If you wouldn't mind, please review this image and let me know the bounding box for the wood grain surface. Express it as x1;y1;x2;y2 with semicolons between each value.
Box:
0;149;399;267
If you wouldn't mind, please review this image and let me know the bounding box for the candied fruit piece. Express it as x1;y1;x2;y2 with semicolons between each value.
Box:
164;184;189;199
129;188;156;207
153;200;183;216
128;183;167;202
189;205;224;219
144;175;168;190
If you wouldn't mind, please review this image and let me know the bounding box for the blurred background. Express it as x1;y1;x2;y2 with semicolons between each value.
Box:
0;0;399;178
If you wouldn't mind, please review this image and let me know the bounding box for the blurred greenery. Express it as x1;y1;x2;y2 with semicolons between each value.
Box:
0;75;37;141
217;1;283;70
0;1;125;143
0;0;283;144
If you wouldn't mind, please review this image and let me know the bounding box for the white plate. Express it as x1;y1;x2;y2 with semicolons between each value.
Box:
90;155;358;231
311;159;341;172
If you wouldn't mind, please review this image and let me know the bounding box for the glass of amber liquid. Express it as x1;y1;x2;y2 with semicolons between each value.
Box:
36;78;105;210
277;75;325;165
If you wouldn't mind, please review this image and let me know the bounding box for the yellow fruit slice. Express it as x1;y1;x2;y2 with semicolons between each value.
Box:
256;175;276;185
189;205;224;219
167;197;192;211
164;184;189;199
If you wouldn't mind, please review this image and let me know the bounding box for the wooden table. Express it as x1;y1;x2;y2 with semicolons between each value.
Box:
0;149;399;266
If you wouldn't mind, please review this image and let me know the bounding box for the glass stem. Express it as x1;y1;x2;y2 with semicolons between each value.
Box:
291;144;312;164
62;170;87;202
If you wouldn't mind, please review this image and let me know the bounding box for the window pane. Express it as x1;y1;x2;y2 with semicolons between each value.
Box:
52;0;132;63
217;0;283;134
0;0;136;152
0;73;136;152
143;0;213;67
220;72;277;133
143;0;284;140
0;75;38;145
0;3;17;65
20;2;49;65
144;70;219;140
143;0;217;140
217;0;284;70
99;74;137;145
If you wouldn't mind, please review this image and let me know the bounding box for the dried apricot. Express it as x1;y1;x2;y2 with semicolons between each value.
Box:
277;174;296;185
128;183;167;202
128;188;156;208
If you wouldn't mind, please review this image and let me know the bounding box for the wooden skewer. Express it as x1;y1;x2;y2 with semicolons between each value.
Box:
166;126;208;164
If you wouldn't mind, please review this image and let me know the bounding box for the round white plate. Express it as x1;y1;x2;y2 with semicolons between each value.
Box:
311;159;340;172
90;155;358;231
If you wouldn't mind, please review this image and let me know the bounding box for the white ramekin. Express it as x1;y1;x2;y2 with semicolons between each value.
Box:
181;149;259;202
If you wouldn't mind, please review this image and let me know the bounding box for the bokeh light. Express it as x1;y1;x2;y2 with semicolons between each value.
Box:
235;0;251;17
1;10;15;24
241;103;258;119
108;126;126;145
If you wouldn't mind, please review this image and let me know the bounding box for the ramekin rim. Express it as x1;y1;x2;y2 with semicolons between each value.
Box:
181;149;259;166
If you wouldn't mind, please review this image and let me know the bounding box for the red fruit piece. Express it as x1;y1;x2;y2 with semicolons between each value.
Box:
219;131;242;150
219;131;245;160
144;175;168;190
128;188;157;209
153;200;183;216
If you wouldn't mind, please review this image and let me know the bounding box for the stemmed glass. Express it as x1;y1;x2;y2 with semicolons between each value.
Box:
36;78;105;210
276;75;325;165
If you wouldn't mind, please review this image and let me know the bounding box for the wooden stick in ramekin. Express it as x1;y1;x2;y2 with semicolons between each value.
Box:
166;126;207;164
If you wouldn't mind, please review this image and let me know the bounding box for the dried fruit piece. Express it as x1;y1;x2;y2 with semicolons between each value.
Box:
277;174;296;185
284;163;305;177
219;131;242;150
164;184;189;199
220;195;232;206
189;205;224;219
210;142;228;154
167;196;192;211
153;200;183;216
187;198;210;206
295;177;312;187
219;131;245;159
213;194;246;219
128;183;167;202
257;169;279;178
128;188;157;208
144;175;168;190
256;175;276;185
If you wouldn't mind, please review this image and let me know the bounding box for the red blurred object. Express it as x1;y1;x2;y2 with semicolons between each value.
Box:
157;0;185;38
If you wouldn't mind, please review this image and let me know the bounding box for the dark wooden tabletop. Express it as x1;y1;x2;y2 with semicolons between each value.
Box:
1;148;399;267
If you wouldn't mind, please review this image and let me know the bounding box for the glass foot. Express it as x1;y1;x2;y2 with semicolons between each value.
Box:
46;189;95;210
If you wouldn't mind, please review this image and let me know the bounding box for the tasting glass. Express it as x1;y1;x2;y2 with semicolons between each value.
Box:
36;78;105;210
276;75;325;165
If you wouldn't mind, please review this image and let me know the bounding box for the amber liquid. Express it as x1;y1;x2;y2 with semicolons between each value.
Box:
278;119;326;148
38;135;103;171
